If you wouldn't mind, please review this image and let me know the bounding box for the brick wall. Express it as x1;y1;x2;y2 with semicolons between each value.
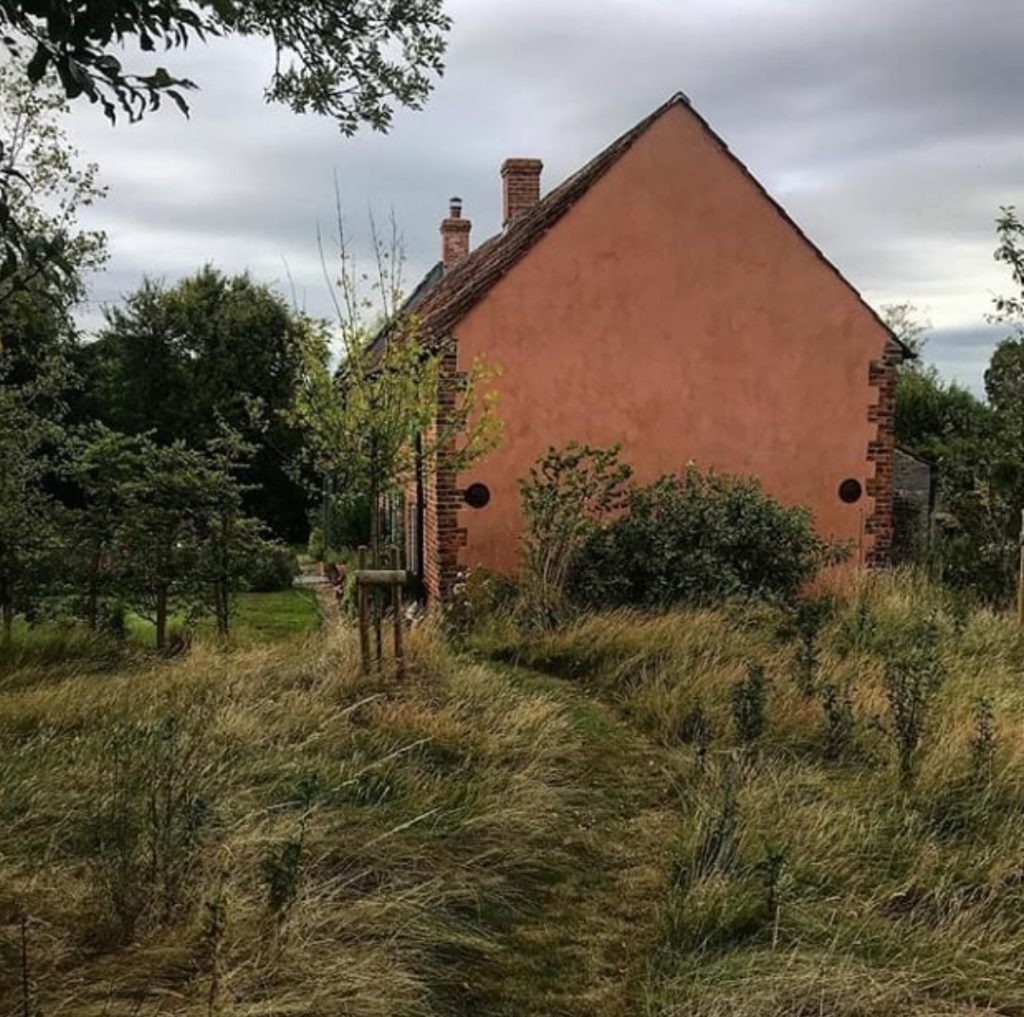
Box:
421;346;468;603
865;338;903;566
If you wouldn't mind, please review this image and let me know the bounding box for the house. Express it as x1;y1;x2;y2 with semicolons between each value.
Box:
401;93;909;602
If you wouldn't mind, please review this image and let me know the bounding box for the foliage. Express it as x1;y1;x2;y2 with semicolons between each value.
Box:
882;617;946;787
116;433;273;646
0;359;66;641
571;465;842;610
443;566;518;643
517;442;632;622
820;680;856;761
292;211;501;565
791;594;834;696
0;63;107;313
730;662;767;743
76;267;314;540
880;301;930;360
0;1;449;285
244;542;298;593
0;74;103;389
87;712;215;945
891;208;1024;605
895;364;991;463
57;426;273;648
969;696;997;784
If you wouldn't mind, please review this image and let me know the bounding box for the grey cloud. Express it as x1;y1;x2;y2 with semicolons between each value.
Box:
65;0;1024;389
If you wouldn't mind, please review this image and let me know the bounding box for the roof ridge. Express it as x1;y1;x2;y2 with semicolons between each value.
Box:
408;91;909;359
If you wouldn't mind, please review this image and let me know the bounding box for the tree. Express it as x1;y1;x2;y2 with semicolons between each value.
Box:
63;425;150;631
895;365;991;463
881;302;930;361
0;361;65;642
899;208;1024;604
517;443;633;619
77;268;314;540
0;63;106;345
0;1;450;283
292;213;501;566
110;433;269;648
0;67;102;641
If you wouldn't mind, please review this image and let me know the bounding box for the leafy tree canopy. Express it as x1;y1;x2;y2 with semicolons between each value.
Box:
0;63;106;348
0;1;450;131
0;0;449;285
77;267;315;540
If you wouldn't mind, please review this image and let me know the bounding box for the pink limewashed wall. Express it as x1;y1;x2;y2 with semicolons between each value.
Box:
438;103;896;589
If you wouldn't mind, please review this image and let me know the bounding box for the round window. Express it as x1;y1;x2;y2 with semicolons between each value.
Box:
464;483;491;509
838;478;863;504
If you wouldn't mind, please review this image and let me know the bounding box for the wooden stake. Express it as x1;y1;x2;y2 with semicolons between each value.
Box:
357;546;370;673
390;546;405;679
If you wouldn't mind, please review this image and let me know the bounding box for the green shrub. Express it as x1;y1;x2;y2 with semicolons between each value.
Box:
86;713;215;945
731;663;768;744
444;567;518;643
245;543;299;593
518;443;632;626
884;618;946;786
820;680;856;761
570;467;843;610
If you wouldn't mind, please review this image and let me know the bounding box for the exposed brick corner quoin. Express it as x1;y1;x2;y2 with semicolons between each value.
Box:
427;345;467;602
864;338;902;567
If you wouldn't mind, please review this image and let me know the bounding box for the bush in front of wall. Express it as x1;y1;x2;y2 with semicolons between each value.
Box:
569;466;844;610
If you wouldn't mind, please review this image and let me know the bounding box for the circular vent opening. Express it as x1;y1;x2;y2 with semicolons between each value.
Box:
838;478;863;504
464;483;491;509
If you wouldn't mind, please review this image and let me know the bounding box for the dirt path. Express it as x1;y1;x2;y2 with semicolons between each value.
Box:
475;662;683;1016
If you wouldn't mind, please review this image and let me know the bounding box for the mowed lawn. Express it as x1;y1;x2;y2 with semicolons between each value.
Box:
0;589;322;673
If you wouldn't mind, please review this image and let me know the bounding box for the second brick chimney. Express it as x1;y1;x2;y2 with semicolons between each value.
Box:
440;197;471;268
501;158;543;226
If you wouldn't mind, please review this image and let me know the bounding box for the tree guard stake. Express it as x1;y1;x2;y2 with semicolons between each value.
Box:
356;545;407;677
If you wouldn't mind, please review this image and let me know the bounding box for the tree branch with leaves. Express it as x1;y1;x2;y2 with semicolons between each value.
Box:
291;210;501;567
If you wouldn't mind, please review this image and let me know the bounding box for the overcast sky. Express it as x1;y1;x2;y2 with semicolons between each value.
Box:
61;0;1024;392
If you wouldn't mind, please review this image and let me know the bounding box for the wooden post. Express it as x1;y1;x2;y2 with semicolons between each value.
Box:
390;546;405;679
357;546;370;673
1018;509;1024;627
354;564;409;676
373;588;383;671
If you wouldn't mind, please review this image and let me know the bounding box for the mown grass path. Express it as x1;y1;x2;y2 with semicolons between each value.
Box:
470;660;680;1017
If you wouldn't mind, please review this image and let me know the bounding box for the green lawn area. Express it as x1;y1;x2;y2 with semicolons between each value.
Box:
1;589;322;670
215;588;322;643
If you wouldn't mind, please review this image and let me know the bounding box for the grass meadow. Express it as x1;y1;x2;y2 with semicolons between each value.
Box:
2;571;1024;1014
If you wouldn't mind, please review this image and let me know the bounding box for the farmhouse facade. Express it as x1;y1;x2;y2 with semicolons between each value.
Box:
401;93;907;602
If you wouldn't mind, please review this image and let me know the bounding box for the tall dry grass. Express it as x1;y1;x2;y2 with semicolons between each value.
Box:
476;569;1024;1015
0;622;582;1015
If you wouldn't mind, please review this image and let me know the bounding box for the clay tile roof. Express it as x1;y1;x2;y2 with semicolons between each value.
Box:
409;92;691;346
399;91;911;359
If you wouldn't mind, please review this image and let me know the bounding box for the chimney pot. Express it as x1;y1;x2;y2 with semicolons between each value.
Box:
440;198;471;268
501;158;543;226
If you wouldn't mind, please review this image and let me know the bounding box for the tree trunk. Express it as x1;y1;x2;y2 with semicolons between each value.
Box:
218;513;231;637
87;545;101;630
2;601;12;647
155;587;168;651
1;568;12;647
214;579;229;638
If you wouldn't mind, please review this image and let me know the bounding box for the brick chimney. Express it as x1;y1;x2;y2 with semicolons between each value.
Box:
440;196;471;268
501;158;543;226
